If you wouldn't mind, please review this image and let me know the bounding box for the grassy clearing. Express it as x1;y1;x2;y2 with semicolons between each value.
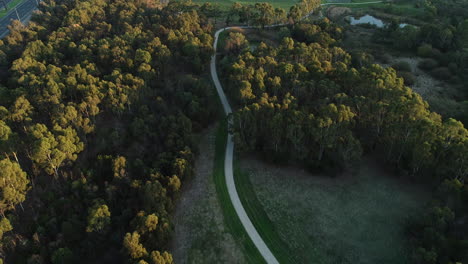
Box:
212;120;266;264
240;158;430;264
0;0;24;18
234;165;301;264
171;125;246;263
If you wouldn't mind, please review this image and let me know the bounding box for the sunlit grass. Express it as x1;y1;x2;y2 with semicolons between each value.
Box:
0;0;24;19
234;165;299;264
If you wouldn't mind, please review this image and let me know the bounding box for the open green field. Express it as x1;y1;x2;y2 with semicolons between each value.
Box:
0;0;24;18
234;165;310;264
239;158;430;264
191;0;299;10
340;0;427;19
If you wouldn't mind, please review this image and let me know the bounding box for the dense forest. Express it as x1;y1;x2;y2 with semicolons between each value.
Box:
220;19;468;263
0;0;467;262
0;0;217;263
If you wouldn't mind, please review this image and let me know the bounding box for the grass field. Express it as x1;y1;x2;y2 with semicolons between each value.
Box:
0;0;24;18
341;0;427;20
239;157;430;264
234;165;307;264
212;120;267;264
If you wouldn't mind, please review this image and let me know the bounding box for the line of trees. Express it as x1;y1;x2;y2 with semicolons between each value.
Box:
220;19;468;263
0;0;216;263
225;0;321;27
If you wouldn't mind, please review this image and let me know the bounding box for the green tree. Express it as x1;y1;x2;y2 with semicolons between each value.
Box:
51;248;74;264
239;80;255;103
224;32;249;56
200;3;222;24
86;201;111;233
297;0;321;16
0;120;11;141
0;159;29;217
145;214;159;232
123;231;147;259
274;8;287;24
288;5;302;25
235;3;252;25
149;251;174;264
29;124;84;177
9;95;33;123
113;156;127;180
253;3;274;29
0;217;12;239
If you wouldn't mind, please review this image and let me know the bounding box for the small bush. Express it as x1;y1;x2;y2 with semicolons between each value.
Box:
417;44;434;58
448;62;458;74
448;76;462;85
398;71;416;86
352;51;374;68
374;52;392;64
418;59;438;71
278;27;291;40
430;67;452;80
392;61;412;72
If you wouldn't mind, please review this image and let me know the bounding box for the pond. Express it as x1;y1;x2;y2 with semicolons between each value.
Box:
349;14;411;28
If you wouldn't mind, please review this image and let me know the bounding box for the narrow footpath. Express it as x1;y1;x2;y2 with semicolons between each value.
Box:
211;2;383;264
210;27;280;264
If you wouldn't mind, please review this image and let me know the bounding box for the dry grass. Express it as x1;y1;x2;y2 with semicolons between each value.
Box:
327;7;352;20
380;56;441;97
170;125;245;264
379;55;463;118
240;157;429;264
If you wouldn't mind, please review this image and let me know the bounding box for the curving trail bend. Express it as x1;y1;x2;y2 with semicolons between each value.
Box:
211;27;280;264
210;2;384;262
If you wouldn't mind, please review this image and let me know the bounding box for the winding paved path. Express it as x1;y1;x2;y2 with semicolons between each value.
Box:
211;27;280;264
210;2;384;263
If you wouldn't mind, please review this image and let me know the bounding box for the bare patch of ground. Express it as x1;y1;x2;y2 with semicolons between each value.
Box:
239;157;429;264
170;125;245;264
327;7;352;20
380;56;443;97
379;56;464;118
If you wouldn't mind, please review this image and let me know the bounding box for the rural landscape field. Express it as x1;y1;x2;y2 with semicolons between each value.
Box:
0;0;466;263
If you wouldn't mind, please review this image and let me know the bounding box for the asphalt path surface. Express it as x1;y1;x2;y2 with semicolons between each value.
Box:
211;26;280;264
210;2;383;263
0;0;38;38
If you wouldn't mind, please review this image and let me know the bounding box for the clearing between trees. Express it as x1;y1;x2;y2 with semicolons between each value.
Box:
239;157;429;264
170;126;245;264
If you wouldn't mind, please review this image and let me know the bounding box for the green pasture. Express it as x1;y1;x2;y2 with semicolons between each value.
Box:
0;0;24;19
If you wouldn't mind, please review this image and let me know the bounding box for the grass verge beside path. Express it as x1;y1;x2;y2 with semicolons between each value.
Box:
234;165;298;264
0;0;24;18
212;120;266;264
